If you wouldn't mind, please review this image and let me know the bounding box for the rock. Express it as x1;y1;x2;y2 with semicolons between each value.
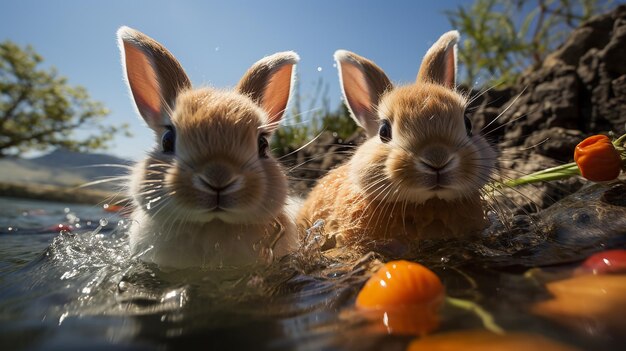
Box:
282;130;365;196
471;4;626;143
544;9;615;68
603;18;626;75
522;128;584;162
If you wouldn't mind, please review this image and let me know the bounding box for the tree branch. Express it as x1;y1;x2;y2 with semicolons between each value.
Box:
0;82;31;127
0;121;82;151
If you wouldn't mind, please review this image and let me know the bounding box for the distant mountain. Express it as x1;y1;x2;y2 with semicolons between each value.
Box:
0;149;134;191
29;149;133;179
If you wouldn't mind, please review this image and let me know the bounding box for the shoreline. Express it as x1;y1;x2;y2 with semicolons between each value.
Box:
0;182;121;205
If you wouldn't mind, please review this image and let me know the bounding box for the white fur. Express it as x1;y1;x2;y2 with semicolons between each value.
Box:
129;208;297;269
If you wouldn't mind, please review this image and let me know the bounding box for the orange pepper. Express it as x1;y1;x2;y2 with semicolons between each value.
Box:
574;135;622;182
356;260;444;308
355;260;445;335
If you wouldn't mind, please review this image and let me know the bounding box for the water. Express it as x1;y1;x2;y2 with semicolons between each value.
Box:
0;184;625;350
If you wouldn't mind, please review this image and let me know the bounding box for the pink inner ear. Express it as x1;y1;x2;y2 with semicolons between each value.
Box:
443;47;456;89
124;42;162;126
261;64;293;126
341;63;372;121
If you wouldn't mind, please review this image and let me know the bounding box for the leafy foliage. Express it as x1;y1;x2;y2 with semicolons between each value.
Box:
446;0;613;87
0;41;128;157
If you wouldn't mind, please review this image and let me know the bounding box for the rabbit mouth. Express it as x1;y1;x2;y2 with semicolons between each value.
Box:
201;196;235;213
420;173;453;189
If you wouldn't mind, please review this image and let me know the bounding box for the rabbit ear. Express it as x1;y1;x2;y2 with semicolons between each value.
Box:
416;30;459;89
117;26;191;132
237;52;299;131
334;50;392;138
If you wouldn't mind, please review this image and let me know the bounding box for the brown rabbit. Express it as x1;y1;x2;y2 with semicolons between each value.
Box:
298;31;497;248
118;27;299;268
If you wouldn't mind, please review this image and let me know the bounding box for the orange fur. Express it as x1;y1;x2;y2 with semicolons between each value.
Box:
298;164;487;246
298;31;494;248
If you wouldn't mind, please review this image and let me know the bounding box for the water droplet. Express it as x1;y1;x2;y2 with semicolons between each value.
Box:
58;312;68;325
215;46;220;51
332;63;337;68
317;66;322;72
99;218;108;227
164;290;178;300
64;208;70;214
66;213;78;223
103;204;110;209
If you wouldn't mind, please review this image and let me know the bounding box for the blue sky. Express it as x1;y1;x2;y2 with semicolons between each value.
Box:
1;0;469;160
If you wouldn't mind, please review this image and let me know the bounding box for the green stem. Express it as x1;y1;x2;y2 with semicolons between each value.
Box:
502;162;580;187
446;297;505;334
613;133;626;147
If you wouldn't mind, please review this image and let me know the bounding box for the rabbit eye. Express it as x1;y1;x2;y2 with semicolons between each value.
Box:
464;115;473;137
161;126;175;154
379;119;392;143
258;134;269;158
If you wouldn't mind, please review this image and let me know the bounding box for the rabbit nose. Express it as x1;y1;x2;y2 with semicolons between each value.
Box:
419;146;454;171
198;175;238;192
196;163;241;192
419;158;447;172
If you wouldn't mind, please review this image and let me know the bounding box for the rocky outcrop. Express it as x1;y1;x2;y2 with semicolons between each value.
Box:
471;5;626;151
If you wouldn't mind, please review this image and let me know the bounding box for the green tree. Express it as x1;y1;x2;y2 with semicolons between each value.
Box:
0;40;128;157
446;0;613;87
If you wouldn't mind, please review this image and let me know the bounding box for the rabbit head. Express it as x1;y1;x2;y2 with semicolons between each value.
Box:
118;27;297;226
335;31;496;205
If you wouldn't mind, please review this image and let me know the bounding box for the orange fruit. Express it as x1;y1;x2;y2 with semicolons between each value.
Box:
574;135;622;182
355;260;445;335
356;260;444;308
